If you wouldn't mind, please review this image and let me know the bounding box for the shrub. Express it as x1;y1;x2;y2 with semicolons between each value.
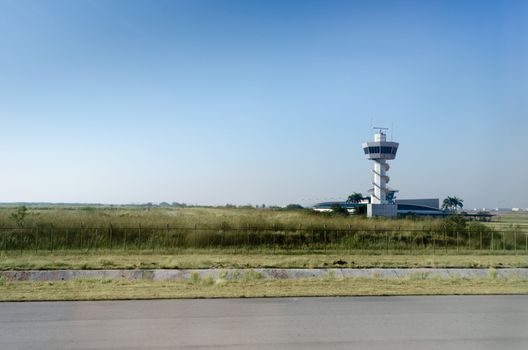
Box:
241;269;263;282
330;204;349;217
283;204;305;211
10;206;28;228
189;272;201;285
488;268;498;280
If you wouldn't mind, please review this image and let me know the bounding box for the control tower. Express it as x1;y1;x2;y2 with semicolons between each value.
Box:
362;128;399;217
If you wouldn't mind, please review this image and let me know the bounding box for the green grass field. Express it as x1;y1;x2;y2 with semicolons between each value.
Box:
486;212;528;234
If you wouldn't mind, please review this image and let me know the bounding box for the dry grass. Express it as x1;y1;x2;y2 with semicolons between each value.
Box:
1;251;527;270
1;276;527;301
0;206;501;251
0;206;443;231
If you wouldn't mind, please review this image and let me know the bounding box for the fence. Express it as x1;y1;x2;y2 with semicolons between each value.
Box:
1;224;527;254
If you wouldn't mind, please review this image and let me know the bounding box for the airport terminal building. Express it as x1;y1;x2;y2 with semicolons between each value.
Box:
313;198;445;217
313;129;445;217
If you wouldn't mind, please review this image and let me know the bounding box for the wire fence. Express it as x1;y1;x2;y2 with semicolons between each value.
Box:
1;225;527;254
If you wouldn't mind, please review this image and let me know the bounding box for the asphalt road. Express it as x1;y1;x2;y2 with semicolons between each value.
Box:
1;296;527;350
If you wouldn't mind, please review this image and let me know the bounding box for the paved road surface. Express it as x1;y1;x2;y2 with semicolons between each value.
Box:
1;296;527;349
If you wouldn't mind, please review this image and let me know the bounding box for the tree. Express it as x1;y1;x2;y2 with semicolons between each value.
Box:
347;192;363;203
284;204;304;211
10;206;28;228
442;196;464;212
353;205;367;216
451;196;463;211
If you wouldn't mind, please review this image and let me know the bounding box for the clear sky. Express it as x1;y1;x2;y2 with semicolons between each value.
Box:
0;0;527;209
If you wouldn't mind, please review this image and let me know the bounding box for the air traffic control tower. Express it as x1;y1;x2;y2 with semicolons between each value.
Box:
362;128;399;217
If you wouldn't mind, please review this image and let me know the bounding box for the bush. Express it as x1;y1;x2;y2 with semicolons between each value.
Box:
353;205;367;216
10;206;28;228
189;272;201;285
330;204;349;217
283;204;305;211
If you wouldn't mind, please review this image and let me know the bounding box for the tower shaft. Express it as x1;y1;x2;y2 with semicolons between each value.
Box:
372;160;387;204
362;128;399;217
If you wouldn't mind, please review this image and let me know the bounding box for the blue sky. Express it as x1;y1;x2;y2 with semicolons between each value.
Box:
0;0;527;208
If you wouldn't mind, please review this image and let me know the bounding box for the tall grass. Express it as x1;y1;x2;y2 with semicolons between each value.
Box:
0;206;446;230
0;206;519;252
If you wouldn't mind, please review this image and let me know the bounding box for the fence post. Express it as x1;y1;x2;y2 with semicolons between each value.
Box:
348;224;352;254
385;230;388;255
468;226;471;250
444;227;447;254
272;226;276;253
80;223;84;251
245;223;249;250
480;230;482;251
123;226;127;251
298;224;303;252
138;223;142;250
35;226;39;253
361;229;364;253
432;229;435;255
514;231;517;253
109;224;113;251
50;224;54;252
65;228;69;251
491;231;493;251
398;228;401;252
373;225;377;253
166;223;170;251
92;227;96;251
323;224;327;252
193;223;198;252
334;227;339;254
409;227;413;254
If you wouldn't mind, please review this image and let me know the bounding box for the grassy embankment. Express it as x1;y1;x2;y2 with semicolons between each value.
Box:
1;272;527;301
1;208;527;300
1;251;527;270
0;207;527;271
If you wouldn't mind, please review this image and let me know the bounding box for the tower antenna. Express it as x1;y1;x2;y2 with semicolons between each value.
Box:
372;126;389;133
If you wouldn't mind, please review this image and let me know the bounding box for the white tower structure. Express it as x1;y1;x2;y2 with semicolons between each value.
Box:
362;128;399;217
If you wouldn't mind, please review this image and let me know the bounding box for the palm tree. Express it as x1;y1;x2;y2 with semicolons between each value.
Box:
347;192;364;203
442;196;464;212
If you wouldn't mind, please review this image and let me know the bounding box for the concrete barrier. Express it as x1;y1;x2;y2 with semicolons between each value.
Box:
1;268;527;282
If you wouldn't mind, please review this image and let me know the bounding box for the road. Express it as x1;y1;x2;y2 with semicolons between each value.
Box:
1;296;527;349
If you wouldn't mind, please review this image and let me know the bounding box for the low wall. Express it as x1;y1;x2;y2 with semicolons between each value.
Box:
1;268;528;281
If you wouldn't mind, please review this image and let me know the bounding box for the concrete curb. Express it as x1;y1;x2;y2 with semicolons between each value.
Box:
1;268;528;282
